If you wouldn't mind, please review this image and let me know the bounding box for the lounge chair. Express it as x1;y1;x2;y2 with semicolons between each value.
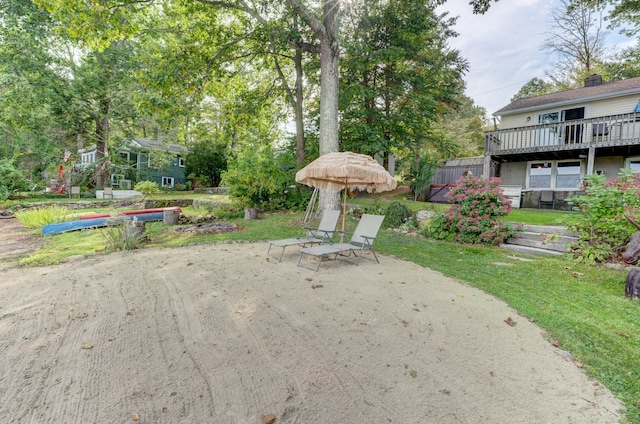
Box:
267;210;340;262
297;214;385;272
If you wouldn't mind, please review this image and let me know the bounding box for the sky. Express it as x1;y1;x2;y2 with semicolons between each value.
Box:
438;0;636;117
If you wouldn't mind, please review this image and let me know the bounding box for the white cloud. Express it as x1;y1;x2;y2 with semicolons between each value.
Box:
438;0;634;116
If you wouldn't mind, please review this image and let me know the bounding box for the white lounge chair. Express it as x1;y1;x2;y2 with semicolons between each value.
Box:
267;210;340;262
297;214;385;272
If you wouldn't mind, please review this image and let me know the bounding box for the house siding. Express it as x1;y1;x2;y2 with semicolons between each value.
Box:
593;156;624;179
499;162;527;187
588;95;640;118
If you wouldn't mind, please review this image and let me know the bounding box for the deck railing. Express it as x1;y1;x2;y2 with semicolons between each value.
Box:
485;113;640;154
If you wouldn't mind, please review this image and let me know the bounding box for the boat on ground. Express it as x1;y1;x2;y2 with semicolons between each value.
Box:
42;208;180;236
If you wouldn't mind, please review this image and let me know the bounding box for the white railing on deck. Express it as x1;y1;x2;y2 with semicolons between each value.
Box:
485;113;640;153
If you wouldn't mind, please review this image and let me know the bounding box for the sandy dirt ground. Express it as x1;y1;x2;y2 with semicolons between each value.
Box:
0;219;625;423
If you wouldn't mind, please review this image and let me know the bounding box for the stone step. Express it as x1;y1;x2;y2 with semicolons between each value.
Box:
506;235;572;252
501;223;578;256
519;224;578;237
500;243;566;256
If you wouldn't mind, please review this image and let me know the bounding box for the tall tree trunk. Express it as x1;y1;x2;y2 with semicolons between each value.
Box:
287;0;342;213
95;96;111;188
294;47;305;166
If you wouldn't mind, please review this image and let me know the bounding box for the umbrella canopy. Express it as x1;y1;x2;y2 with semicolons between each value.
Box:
295;152;397;193
295;152;397;232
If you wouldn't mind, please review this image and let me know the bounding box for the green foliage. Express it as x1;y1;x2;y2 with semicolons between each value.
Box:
221;148;289;210
133;181;160;198
425;174;520;245
419;213;453;240
405;152;438;201
0;160;31;200
565;170;640;264
339;0;467;159
211;204;244;220
184;140;228;187
192;198;226;214
511;77;556;101
350;198;385;219
384;201;416;228
101;215;145;252
14;205;71;228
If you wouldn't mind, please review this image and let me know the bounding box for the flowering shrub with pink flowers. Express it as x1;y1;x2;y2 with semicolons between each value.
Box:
423;173;520;245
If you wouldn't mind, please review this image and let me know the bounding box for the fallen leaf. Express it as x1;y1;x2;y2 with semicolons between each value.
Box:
616;332;630;338
489;371;494;377
552;339;562;348
411;307;420;312
132;413;141;421
571;272;584;278
259;413;276;424
305;277;313;282
265;257;270;262
574;361;583;368
504;317;517;326
81;344;93;349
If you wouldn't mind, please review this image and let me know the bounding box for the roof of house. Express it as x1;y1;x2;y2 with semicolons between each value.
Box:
129;138;188;155
494;76;640;116
444;156;484;167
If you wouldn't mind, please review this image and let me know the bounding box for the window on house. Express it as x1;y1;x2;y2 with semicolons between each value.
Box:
527;160;583;189
624;157;640;173
556;161;581;188
162;177;174;188
529;162;552;188
178;157;185;167
81;152;96;164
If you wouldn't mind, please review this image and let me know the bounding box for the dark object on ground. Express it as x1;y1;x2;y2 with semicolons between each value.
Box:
625;268;640;299
622;215;640;265
175;223;240;234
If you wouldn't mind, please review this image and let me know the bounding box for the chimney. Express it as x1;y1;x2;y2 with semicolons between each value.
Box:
584;74;603;87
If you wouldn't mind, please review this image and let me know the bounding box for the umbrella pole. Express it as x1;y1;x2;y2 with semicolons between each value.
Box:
341;180;348;242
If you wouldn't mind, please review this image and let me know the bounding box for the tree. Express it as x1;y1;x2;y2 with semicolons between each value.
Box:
601;41;640;80
433;94;487;157
33;0;496;211
184;140;229;187
542;0;607;86
511;77;556;101
339;0;467;166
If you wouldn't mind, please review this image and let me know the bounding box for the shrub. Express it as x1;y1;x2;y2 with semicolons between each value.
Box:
565;170;640;264
15;205;71;229
424;173;520;245
384;201;416;228
0;160;30;200
133;181;160;197
221;148;289;210
192;198;226;213
101;215;145;252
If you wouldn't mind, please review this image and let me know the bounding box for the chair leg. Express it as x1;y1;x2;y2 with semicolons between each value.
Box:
298;251;323;272
267;243;286;263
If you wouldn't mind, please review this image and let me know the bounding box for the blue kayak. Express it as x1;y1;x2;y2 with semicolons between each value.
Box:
42;212;165;236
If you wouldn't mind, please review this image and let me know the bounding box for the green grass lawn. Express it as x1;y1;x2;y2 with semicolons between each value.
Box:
11;195;640;422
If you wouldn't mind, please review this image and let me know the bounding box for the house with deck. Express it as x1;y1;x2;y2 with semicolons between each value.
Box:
483;74;640;209
79;138;188;189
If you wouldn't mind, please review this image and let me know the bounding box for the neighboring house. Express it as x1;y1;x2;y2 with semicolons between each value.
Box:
79;138;188;189
483;74;640;208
